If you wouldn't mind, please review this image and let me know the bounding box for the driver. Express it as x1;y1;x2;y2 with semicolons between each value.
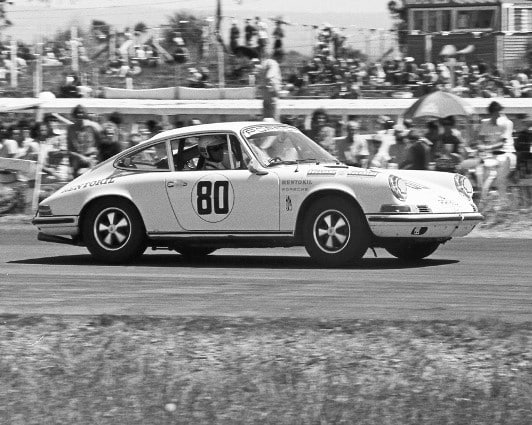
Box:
198;135;229;169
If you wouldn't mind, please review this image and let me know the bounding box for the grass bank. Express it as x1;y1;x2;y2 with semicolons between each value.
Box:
1;315;531;425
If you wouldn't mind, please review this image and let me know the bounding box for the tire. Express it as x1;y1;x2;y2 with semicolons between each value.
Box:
82;199;147;263
176;247;217;259
385;241;440;261
303;196;369;266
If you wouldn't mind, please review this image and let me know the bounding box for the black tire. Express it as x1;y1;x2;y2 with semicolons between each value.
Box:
385;241;440;261
176;247;217;259
303;196;369;266
82;199;147;263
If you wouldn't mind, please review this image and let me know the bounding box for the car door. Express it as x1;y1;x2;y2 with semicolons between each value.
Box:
165;133;280;232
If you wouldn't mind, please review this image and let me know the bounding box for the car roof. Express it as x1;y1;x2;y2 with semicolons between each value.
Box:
148;121;291;143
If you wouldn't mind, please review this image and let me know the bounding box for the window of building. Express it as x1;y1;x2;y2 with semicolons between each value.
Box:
413;10;424;31
514;8;532;32
441;10;451;31
456;9;494;30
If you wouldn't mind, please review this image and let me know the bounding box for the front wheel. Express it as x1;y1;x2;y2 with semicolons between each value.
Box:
303;196;369;267
83;199;147;263
385;241;440;261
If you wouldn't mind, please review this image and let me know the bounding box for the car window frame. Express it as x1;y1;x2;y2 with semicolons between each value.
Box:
114;139;174;172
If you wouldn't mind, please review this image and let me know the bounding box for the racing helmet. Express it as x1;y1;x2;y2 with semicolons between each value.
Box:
198;135;226;161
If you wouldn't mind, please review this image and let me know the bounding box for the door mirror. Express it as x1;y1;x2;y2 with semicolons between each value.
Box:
248;158;269;175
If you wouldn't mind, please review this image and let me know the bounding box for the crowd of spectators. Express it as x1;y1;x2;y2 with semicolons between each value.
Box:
304;103;531;210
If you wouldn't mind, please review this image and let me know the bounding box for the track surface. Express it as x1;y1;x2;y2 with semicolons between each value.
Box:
1;226;531;322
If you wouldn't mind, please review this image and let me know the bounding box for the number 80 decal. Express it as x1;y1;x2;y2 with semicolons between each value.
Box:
191;175;235;222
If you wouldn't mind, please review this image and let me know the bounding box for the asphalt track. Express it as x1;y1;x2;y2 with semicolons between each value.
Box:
1;226;531;322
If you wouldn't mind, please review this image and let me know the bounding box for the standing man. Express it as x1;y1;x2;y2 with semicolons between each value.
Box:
258;54;282;122
477;101;516;207
336;120;368;166
66;104;102;177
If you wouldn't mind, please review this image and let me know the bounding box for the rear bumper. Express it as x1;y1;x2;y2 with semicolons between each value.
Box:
32;215;80;236
366;212;484;238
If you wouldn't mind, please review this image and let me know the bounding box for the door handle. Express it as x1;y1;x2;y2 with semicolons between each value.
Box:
167;181;188;187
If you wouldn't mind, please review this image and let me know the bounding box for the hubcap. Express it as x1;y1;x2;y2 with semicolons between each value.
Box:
94;208;131;251
313;209;350;254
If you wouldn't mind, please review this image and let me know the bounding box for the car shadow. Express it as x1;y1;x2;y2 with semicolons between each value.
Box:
11;254;459;270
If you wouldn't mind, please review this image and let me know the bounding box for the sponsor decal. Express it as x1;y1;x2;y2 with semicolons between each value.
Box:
285;195;293;211
347;170;378;177
61;177;116;193
191;174;234;223
411;227;428;235
241;124;297;138
281;179;312;192
307;169;336;176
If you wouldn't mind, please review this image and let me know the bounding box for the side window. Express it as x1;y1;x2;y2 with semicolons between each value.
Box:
116;141;170;171
171;137;201;171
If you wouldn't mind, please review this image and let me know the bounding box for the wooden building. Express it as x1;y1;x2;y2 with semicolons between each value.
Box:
403;0;532;72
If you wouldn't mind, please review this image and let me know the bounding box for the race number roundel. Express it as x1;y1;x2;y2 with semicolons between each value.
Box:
191;174;235;223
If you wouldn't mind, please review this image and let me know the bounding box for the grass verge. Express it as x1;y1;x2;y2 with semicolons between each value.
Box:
1;315;531;425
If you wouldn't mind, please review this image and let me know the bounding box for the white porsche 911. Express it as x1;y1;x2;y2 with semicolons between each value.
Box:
32;122;483;266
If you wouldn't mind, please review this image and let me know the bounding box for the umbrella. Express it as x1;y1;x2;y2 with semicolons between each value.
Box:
402;90;474;120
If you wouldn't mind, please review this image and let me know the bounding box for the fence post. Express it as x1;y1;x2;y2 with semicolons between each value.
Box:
10;39;17;88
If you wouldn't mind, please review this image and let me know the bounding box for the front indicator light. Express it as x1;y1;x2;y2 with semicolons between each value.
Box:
38;205;52;216
388;175;408;201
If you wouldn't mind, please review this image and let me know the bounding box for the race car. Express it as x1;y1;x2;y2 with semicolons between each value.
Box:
32;122;483;266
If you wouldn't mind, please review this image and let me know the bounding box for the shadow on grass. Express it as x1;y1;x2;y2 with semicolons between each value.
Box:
10;253;459;270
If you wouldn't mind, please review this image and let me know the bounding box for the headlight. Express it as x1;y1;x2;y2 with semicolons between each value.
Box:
454;174;474;198
388;175;408;201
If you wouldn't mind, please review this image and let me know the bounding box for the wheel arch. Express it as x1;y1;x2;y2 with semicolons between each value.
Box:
78;195;145;242
294;189;368;241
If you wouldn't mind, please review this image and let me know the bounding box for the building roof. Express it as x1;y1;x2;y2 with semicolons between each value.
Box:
404;0;530;7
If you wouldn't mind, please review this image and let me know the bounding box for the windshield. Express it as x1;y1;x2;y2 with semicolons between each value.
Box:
241;124;338;167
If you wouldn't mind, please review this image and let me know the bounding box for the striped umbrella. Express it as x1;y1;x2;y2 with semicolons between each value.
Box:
403;90;474;120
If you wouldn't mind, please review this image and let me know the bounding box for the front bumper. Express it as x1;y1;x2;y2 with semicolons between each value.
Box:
366;212;484;238
32;215;80;236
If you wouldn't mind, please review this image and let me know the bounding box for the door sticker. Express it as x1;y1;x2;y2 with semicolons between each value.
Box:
191;174;235;222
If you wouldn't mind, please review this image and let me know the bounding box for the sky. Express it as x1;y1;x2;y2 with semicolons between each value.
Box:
3;0;394;55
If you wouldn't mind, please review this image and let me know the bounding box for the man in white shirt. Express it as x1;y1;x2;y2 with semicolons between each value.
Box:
477;101;516;207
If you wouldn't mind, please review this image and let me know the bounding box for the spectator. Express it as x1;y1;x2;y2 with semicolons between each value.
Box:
434;115;466;172
366;137;388;168
374;115;395;163
308;108;334;142
424;120;440;161
477;101;516;207
229;20;240;54
255;17;269;58
258;53;282;121
272;19;285;63
388;126;409;168
98;122;123;162
0;125;18;158
335;120;368;166
244;18;256;47
315;125;337;157
16;120;40;160
400;129;432;170
145;119;163;138
66;104;102;177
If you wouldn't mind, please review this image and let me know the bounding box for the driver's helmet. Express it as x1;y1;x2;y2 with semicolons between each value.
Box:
198;135;226;161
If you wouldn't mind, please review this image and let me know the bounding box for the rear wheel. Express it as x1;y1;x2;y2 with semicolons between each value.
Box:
385;241;440;261
83;199;146;263
303;196;369;266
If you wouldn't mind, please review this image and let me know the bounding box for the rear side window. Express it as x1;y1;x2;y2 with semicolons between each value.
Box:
115;141;170;171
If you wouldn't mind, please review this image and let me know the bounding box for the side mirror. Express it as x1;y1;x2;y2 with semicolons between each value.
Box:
248;158;269;175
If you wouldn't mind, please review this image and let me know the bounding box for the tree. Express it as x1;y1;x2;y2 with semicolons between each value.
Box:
0;0;13;35
387;0;408;49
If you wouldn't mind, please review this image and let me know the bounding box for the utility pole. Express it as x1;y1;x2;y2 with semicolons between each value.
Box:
71;26;79;73
33;40;43;97
10;38;17;88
